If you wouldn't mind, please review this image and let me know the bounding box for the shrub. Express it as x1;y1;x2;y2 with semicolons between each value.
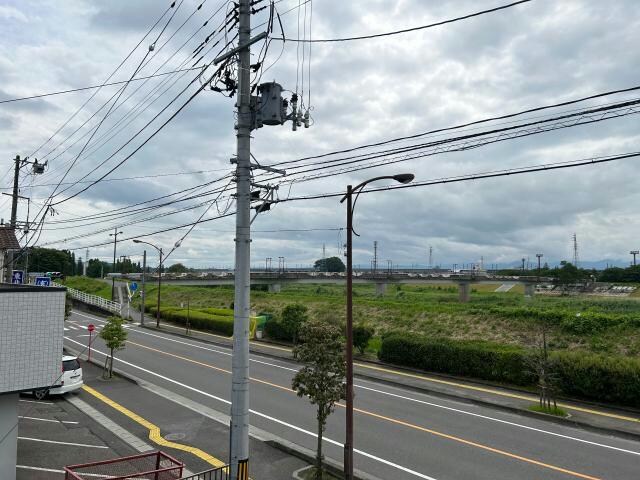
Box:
353;324;374;354
552;351;640;408
148;306;254;337
378;334;534;386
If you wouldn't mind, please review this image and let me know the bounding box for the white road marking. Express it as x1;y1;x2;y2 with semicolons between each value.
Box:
67;325;78;331
355;384;640;456
19;399;54;405
63;327;70;331
17;465;110;478
19;415;79;425
18;436;108;448
64;337;435;479
71;311;640;456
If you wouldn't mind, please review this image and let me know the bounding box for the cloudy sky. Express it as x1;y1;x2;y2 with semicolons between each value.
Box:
1;0;639;270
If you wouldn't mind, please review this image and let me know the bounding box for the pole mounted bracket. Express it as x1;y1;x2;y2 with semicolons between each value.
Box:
213;32;268;65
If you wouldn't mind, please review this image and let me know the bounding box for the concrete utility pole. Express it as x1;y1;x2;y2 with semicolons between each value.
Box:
10;155;21;228
630;251;638;266
109;229;123;301
84;249;89;276
230;0;252;476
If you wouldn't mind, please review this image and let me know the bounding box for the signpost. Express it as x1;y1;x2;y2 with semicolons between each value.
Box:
87;324;95;362
11;270;24;284
130;282;138;292
35;276;51;287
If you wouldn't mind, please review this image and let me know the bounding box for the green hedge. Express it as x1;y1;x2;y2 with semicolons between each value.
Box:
378;334;533;386
378;333;640;407
552;351;640;408
149;307;235;336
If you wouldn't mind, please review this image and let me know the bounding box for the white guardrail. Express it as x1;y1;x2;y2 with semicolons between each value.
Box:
53;282;123;315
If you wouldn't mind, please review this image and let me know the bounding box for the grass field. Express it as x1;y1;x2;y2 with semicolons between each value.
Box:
66;277;640;357
61;276;113;300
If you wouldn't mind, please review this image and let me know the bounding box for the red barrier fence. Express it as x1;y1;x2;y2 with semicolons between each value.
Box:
64;451;184;480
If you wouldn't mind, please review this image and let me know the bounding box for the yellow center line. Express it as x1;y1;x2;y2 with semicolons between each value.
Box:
81;384;225;468
127;340;602;479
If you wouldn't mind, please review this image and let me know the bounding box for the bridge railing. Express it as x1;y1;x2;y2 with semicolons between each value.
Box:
53;282;122;315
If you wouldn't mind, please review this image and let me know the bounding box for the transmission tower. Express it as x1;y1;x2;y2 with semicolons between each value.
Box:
573;233;579;268
373;241;378;274
429;246;433;270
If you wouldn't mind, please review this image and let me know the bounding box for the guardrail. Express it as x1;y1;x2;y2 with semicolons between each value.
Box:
180;465;231;480
53;282;122;315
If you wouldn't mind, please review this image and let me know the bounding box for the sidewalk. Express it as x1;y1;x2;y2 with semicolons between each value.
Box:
73;359;309;479
137;312;640;440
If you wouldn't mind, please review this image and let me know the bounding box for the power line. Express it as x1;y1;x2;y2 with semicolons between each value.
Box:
275;0;531;43
0;68;206;105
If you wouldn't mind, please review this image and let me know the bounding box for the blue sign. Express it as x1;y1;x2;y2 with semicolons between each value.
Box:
35;276;51;287
130;282;138;292
11;270;24;284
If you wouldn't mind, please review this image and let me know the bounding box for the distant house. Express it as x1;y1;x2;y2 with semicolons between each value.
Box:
0;226;20;283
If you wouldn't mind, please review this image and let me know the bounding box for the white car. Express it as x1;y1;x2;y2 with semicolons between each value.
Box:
33;356;83;400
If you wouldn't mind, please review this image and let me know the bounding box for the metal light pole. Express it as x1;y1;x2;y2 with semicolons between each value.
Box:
109;229;123;301
630;251;638;266
536;253;543;276
340;173;413;480
133;240;162;328
141;250;146;326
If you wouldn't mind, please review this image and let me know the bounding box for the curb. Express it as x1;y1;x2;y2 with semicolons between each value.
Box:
64;343;379;480
70;313;640;442
138;324;640;441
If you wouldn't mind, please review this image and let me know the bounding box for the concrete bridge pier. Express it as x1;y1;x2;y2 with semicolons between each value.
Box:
458;282;471;303
375;282;387;296
268;283;281;293
524;283;535;298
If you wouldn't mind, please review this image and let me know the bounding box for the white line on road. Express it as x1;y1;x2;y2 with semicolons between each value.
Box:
19;399;54;405
355;384;640;456
18;436;108;448
70;310;640;456
19;415;79;425
64;337;435;479
17;465;111;478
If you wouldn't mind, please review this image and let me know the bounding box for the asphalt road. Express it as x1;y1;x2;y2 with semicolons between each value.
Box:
64;311;640;480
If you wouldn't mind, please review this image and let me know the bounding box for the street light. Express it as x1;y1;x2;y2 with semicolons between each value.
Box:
339;173;414;480
109;229;123;301
133;239;163;328
630;251;639;266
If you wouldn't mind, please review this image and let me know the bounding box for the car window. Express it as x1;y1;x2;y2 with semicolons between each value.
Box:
63;359;81;371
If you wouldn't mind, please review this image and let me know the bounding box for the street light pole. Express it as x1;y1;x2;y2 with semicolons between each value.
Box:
132;240;162;328
340;173;413;480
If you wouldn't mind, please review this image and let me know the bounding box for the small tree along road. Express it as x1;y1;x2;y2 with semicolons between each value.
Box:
99;316;128;379
292;320;346;480
282;303;309;346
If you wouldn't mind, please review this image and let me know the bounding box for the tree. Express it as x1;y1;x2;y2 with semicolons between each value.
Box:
526;318;559;412
167;263;189;273
281;303;308;345
555;262;582;288
292;321;346;479
314;256;346;273
99;317;128;379
353;324;374;355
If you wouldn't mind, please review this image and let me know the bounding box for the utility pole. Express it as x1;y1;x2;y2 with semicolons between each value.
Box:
630;251;638;266
230;0;252;476
109;229;123;301
10;155;20;228
573;233;579;268
521;257;526;272
84;248;89;276
429;245;433;270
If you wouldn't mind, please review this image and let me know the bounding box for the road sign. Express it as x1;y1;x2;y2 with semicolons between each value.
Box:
87;324;95;332
11;270;24;284
130;282;138;292
35;276;51;287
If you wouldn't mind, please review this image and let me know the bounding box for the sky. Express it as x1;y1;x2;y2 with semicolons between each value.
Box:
1;0;639;270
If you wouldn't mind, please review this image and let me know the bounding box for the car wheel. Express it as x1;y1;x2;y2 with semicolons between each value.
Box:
34;389;49;400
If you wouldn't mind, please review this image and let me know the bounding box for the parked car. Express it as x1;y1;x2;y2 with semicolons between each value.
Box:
33;356;83;400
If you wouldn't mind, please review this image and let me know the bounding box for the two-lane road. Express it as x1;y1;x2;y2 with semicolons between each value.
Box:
64;311;640;479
